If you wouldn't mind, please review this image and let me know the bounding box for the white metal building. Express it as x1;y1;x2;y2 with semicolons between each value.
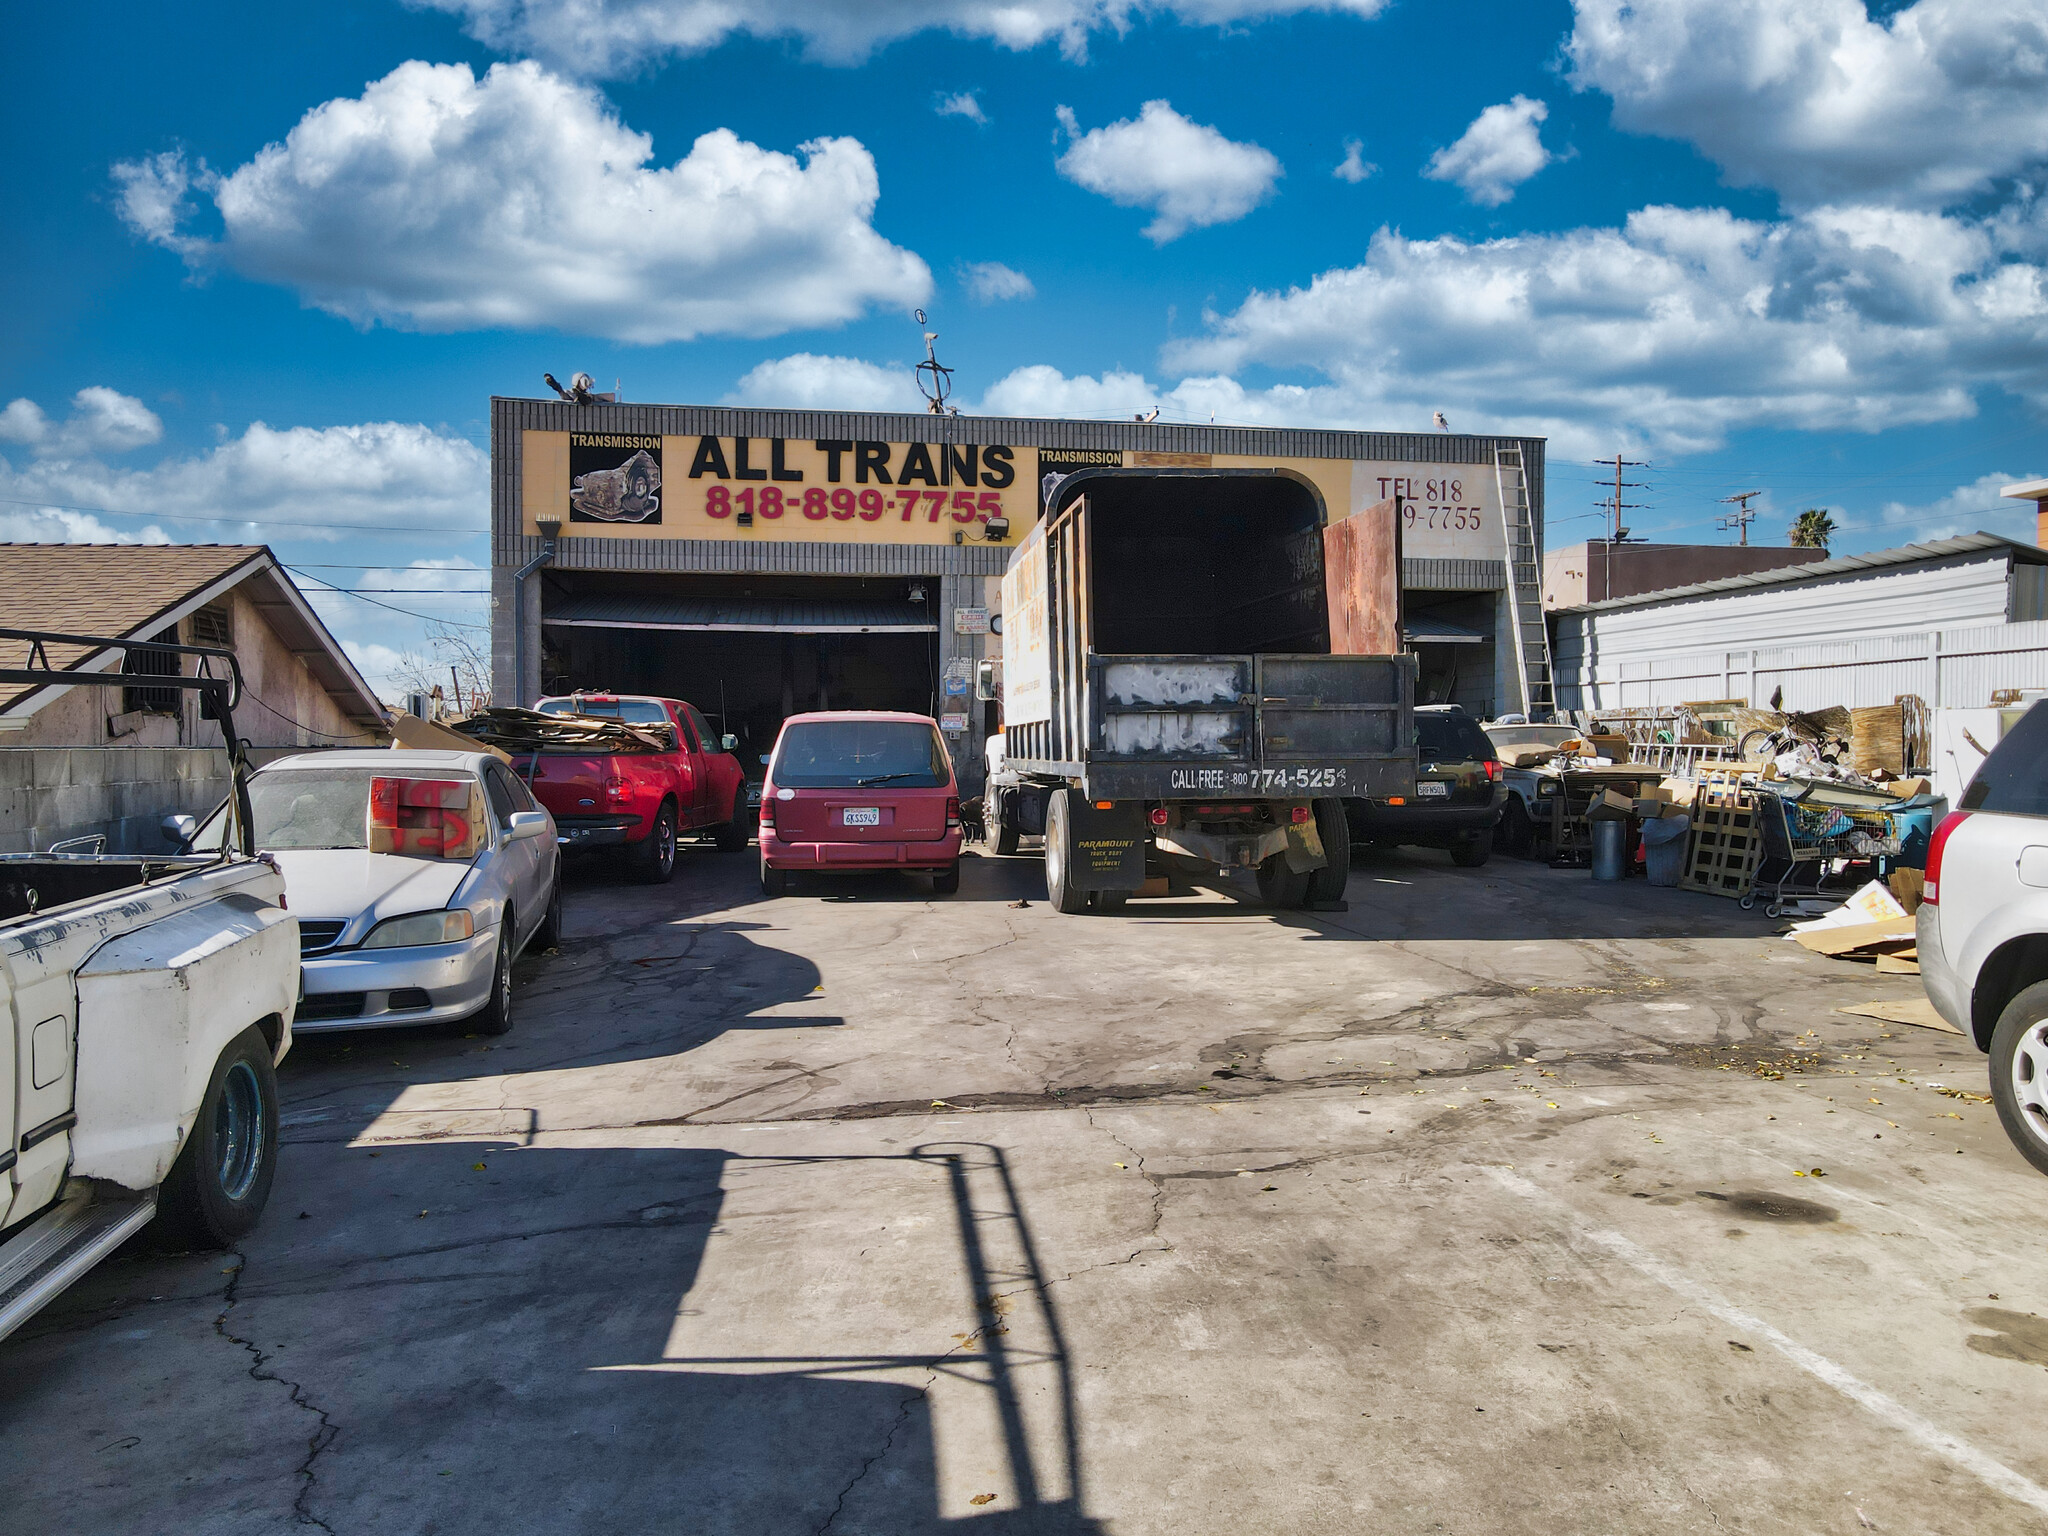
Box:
1551;532;2048;718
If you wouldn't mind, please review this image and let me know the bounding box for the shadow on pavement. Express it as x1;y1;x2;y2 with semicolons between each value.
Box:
2;1140;1105;1536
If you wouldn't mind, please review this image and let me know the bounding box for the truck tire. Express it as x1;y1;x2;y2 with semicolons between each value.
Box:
991;792;1021;857
471;923;516;1036
1042;790;1090;914
1092;890;1129;912
1305;798;1351;904
154;1026;279;1249
1988;982;2048;1178
1255;853;1311;909
633;802;679;884
1496;798;1535;858
713;784;750;851
1449;832;1492;868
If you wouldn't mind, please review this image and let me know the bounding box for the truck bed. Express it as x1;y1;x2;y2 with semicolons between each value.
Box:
1005;652;1416;801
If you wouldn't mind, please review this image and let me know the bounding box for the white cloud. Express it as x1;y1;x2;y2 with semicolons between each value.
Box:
1055;100;1281;243
961;261;1035;303
1159;201;2048;458
0;508;170;545
1333;138;1376;184
936;90;987;124
1424;96;1551;208
0;388;163;457
1868;471;2045;544
417;0;1390;73
1566;0;2048;210
113;60;930;343
723;354;928;413
0;401;486;543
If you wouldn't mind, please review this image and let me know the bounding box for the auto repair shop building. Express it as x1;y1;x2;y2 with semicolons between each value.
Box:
490;398;1545;794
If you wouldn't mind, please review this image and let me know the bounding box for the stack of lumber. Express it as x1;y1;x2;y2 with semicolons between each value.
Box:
451;706;668;755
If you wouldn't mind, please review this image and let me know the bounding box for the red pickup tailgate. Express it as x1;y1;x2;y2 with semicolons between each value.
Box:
514;753;629;823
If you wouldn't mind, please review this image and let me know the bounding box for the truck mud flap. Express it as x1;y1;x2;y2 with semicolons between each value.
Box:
1062;800;1146;891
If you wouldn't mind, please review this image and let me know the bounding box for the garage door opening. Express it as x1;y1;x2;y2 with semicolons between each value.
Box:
540;573;941;770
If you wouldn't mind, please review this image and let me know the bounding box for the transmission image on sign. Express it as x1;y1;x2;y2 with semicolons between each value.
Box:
570;433;663;524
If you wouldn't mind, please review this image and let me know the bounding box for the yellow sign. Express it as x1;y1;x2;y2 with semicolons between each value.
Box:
523;432;1035;546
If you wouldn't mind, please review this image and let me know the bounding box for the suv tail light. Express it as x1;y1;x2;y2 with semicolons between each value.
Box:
759;797;776;831
1484;758;1503;783
1923;810;1971;904
945;797;960;827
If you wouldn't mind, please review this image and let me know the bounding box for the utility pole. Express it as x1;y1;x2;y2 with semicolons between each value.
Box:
1717;490;1761;546
1598;454;1647;602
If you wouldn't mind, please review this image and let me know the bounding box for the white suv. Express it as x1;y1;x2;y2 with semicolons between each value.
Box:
1919;700;2048;1174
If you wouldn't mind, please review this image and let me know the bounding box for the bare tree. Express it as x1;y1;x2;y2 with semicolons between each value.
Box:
389;622;492;716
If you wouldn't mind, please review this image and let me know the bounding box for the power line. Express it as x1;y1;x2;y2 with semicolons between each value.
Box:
283;567;489;629
1717;490;1761;546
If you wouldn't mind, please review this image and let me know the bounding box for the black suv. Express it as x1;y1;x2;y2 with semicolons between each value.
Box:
1343;705;1506;867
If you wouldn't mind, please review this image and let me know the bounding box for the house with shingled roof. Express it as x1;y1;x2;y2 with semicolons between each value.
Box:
0;543;387;852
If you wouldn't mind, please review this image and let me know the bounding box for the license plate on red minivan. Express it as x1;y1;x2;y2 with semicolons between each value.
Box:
842;807;882;826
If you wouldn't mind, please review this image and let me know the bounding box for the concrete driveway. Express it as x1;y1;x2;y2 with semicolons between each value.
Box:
6;841;2047;1535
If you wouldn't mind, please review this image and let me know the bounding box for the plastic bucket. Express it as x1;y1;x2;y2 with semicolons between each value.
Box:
1591;818;1628;881
1641;813;1691;887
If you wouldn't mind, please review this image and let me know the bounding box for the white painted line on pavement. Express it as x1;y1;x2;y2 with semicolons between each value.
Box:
1487;1166;2048;1519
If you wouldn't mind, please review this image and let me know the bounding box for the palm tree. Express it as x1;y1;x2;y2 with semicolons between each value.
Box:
1789;508;1837;551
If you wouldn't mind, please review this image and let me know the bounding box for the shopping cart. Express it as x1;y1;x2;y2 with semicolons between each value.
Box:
1738;787;1892;917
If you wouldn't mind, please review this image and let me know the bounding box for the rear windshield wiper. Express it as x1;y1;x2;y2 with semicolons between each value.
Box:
854;772;922;786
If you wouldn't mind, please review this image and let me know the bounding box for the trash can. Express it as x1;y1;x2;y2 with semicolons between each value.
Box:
1591;818;1629;881
1641;813;1691;887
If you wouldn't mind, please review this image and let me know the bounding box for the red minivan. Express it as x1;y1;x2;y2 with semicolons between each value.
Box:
758;712;962;896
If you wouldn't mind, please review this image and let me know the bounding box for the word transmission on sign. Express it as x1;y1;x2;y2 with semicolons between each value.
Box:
707;486;1007;524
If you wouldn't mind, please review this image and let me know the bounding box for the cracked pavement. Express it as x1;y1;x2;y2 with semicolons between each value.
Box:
7;841;2048;1533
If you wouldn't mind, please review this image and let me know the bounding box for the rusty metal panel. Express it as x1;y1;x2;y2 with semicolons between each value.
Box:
1324;496;1403;654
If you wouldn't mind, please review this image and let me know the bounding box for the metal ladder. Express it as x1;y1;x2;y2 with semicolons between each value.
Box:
1493;446;1556;720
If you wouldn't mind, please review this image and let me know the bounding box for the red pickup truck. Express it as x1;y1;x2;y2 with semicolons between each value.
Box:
516;694;750;883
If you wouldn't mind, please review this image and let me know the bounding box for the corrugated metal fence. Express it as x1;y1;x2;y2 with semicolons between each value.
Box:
1555;617;2048;713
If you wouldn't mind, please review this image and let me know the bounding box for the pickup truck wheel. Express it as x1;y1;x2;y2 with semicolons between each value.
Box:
633;804;679;884
1255;853;1311;909
1449;832;1492;868
1043;790;1089;914
714;784;750;851
154;1027;278;1249
931;861;960;895
1305;798;1351;903
1988;982;2048;1178
1496;798;1536;858
471;926;515;1036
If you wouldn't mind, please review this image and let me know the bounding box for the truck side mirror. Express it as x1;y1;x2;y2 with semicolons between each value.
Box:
720;734;738;752
161;813;197;850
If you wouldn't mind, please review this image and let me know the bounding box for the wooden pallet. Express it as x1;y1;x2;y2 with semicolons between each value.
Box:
1681;772;1761;897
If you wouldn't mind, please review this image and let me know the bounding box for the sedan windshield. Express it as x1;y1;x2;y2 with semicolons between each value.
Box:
210;768;479;853
773;720;949;789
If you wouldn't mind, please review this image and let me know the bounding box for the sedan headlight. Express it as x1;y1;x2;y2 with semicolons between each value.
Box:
361;909;475;949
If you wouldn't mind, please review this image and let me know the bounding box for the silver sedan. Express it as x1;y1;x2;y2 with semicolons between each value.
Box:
184;749;559;1034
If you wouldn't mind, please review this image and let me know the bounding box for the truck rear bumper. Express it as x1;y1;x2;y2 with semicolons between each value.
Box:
296;928;500;1032
554;814;644;849
762;831;962;870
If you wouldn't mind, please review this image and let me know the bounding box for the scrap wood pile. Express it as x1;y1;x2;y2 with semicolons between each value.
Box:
450;706;668;755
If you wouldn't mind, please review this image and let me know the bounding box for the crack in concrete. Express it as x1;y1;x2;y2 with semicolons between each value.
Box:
212;1252;339;1533
815;1376;927;1535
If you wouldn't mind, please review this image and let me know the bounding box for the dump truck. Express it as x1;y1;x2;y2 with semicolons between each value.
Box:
983;472;1416;913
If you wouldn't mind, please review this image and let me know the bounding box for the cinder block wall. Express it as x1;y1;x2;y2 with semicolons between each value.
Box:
0;747;233;854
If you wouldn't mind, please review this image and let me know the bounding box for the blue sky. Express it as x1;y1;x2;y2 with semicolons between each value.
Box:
4;0;2046;695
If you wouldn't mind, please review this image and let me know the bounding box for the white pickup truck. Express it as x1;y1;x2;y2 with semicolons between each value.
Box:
0;627;301;1342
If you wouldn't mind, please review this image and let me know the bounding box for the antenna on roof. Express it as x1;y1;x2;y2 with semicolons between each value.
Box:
912;311;959;416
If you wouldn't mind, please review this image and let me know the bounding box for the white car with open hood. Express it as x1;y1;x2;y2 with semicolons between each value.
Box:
187;749;560;1034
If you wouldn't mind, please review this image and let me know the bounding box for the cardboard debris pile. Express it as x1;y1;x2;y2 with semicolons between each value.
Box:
451;706;671;756
1786;880;1918;968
